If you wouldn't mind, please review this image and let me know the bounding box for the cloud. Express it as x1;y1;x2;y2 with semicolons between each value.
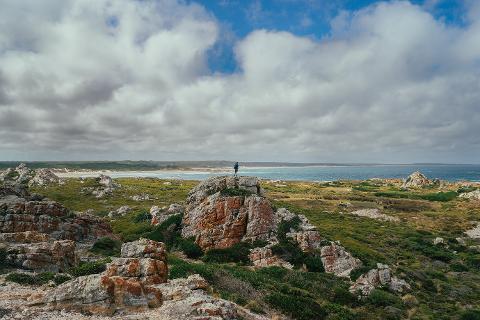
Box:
0;0;479;162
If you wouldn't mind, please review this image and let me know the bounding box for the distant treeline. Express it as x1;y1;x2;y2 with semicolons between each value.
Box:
0;160;353;171
1;161;459;171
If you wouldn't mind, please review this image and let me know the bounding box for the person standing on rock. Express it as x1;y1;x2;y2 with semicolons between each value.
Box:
234;162;239;176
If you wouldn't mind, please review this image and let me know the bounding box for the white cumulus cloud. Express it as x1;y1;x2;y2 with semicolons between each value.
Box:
0;0;479;162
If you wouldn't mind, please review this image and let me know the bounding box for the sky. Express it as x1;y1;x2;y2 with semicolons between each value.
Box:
0;0;479;163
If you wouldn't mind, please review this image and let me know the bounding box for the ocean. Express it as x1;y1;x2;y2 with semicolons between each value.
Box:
61;164;480;182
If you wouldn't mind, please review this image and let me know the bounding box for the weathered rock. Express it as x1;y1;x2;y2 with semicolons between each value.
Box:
0;186;113;241
186;176;264;209
5;240;76;272
402;171;431;188
28;168;61;187
0;163;35;184
108;205;131;218
349;263;410;296
433;237;445;245
349;208;400;222
150;204;184;226
320;242;362;277
35;239;168;315
465;223;480;239
92;174;119;198
459;189;480;201
286;230;323;252
153;274;269;320
0;230;50;243
131;193;151;201
182;192;276;250
249;246;293;269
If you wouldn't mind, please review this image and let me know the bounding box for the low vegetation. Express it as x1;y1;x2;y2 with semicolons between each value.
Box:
6;272;71;286
31;177;480;319
90;237;122;257
68;259;111;277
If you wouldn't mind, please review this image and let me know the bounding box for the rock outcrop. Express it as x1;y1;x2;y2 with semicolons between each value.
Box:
0;163;34;184
182;176;275;250
92;174;119;198
465;222;480;239
249;245;293;269
155;274;269;320
5;240;76;272
402;171;431;188
320;242;362;277
108;205;131;218
182;176;362;276
459;189;480;201
0;185;113;272
0;187;112;241
349;263;410;296
0;164;61;187
28;168;62;187
36;239;168;315
349;208;400;223
151;203;184;226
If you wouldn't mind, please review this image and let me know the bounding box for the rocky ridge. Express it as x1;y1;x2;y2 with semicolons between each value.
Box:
0;184;113;272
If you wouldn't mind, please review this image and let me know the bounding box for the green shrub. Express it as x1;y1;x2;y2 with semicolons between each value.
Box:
331;287;357;305
461;310;480;320
145;214;183;248
68;259;110;277
220;188;254;197
323;303;356;320
0;248;8;269
179;238;203;259
6;273;37;285
36;272;55;283
266;292;326;320
134;211;152;223
5;272;68;286
90;237;121;256
304;255;324;272
203;242;251;264
367;289;403;307
54;274;72;285
419;191;457;202
349;265;372;281
374;191;457;202
277;216;302;242
257;266;289;279
271;240;306;267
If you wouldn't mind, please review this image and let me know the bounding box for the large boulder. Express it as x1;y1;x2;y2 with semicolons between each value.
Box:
349;263;410;296
182;176;275;250
35;239;168;315
402;171;431;188
320;242;362;277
